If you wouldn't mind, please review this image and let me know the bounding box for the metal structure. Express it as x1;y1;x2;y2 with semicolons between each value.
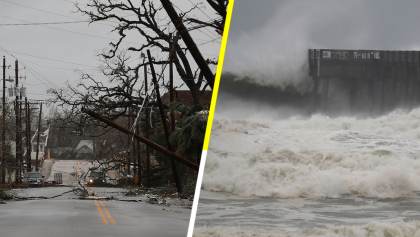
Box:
309;49;420;114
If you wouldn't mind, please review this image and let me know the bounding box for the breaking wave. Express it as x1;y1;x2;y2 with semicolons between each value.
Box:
202;109;420;198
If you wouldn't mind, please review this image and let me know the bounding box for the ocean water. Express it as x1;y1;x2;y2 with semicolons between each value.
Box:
194;109;420;236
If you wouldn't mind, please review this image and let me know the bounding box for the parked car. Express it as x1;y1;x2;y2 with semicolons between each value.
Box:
23;172;45;187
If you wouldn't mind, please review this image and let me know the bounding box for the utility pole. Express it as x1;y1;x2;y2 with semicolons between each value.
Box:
35;102;42;171
145;65;151;188
147;49;182;193
1;56;5;184
169;33;177;183
159;0;215;89
169;33;176;141
136;123;141;186
25;98;31;172
126;108;131;176
15;60;21;184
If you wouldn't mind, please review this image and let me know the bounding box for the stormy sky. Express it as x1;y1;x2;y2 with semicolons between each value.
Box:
0;0;221;104
223;0;420;80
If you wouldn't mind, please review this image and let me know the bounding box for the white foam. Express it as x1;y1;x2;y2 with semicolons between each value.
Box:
203;109;420;198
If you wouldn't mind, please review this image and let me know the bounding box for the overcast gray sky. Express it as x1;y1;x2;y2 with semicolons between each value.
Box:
0;0;221;103
223;0;420;85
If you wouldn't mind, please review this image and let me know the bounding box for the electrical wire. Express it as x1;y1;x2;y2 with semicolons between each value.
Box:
0;0;117;27
6;51;98;68
0;14;144;46
0;20;88;26
19;58;100;72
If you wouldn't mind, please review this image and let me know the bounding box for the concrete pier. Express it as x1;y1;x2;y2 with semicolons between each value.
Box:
309;49;420;114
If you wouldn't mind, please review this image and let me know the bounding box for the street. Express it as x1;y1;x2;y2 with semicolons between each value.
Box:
0;187;191;237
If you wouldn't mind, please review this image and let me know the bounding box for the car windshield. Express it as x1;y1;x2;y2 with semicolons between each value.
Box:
25;173;42;178
90;172;103;177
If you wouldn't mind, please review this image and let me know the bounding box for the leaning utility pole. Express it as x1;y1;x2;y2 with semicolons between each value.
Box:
35;102;42;171
147;49;182;193
159;0;215;89
145;65;151;188
81;108;198;171
1;56;5;184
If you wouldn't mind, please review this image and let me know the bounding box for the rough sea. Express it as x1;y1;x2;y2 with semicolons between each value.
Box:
193;74;420;236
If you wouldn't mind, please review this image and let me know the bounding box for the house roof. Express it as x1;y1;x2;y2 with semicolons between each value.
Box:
161;90;212;105
75;140;93;150
75;140;106;150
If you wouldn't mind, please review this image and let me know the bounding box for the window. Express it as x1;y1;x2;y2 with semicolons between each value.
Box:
354;51;369;60
401;51;405;61
323;51;331;59
332;51;348;59
362;52;369;59
414;51;419;62
374;52;380;59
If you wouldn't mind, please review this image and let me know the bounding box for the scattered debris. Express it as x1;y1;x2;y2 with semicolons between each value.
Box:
119;199;142;202
147;196;167;205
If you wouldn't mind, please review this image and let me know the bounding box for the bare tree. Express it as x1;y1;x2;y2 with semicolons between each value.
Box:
72;0;223;106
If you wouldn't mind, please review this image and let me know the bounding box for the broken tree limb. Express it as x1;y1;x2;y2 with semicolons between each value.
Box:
81;108;199;171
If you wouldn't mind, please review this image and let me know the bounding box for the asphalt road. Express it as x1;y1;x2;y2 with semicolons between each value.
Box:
0;187;191;237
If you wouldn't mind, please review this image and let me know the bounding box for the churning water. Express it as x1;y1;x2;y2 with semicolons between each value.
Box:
194;108;420;236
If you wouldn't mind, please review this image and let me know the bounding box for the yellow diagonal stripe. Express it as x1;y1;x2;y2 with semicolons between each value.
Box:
202;0;234;150
94;200;108;225
100;200;116;225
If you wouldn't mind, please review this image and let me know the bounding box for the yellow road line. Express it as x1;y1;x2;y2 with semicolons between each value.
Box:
99;200;116;225
94;200;108;225
91;187;98;195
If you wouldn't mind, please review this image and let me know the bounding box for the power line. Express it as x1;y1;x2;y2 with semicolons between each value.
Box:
0;20;88;26
0;14;144;45
173;4;220;40
188;0;213;21
197;38;221;46
6;50;98;68
0;0;116;27
0;47;58;91
18;58;100;72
